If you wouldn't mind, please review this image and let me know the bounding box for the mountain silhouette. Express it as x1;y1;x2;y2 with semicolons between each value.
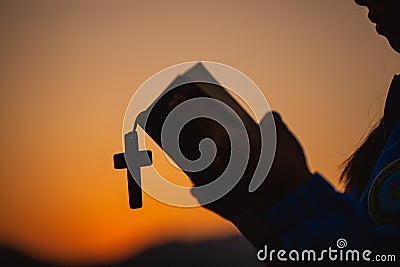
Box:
1;235;264;267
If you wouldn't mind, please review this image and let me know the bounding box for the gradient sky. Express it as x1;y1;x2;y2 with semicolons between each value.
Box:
0;0;399;265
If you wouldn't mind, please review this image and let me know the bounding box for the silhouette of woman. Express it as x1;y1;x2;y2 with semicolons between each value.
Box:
189;0;400;262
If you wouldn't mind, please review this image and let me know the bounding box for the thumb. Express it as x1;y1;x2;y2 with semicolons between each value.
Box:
190;187;209;206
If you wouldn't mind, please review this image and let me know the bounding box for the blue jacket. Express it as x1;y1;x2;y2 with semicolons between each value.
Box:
263;75;400;251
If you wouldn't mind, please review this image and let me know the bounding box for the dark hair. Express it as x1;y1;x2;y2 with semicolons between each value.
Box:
340;117;385;194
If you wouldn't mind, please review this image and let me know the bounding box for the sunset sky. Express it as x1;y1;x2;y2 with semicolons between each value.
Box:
1;0;399;265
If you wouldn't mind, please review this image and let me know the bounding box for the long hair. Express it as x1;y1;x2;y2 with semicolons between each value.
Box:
340;117;385;194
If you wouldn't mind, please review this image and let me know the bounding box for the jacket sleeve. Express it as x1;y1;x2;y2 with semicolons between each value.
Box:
262;173;400;250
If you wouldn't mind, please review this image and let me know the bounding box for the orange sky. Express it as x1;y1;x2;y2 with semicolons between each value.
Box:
0;0;399;265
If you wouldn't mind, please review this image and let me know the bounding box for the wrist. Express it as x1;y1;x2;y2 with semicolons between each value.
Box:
230;208;277;250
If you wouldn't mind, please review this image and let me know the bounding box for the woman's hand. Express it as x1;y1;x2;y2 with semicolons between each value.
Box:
253;112;313;213
191;112;313;220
